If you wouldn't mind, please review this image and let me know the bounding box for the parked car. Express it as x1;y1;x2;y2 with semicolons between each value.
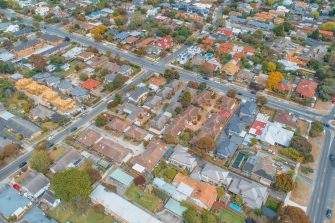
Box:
326;209;333;219
203;76;209;80
70;127;78;132
329;154;335;162
48;142;54;148
324;123;330;128
19;161;27;168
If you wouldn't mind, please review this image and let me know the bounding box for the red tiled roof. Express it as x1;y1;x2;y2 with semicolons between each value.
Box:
276;82;292;92
80;78;101;90
218;29;233;37
250;120;267;136
320;30;334;38
202;37;216;45
296;79;318;98
155;36;173;49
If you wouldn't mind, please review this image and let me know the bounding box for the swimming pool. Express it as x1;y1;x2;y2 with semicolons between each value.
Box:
229;203;242;212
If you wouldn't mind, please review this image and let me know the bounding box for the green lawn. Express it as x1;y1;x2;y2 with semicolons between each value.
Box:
219;209;245;223
125;184;161;212
265;197;282;212
48;203;114;223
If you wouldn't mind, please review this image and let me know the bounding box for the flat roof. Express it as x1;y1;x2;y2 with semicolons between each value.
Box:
110;168;134;186
164;199;187;217
90;185;162;223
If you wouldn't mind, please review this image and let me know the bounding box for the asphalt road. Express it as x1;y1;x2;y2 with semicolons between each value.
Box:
1;10;335;222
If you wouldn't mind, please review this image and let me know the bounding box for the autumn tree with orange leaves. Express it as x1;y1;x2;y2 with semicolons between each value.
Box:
267;71;284;90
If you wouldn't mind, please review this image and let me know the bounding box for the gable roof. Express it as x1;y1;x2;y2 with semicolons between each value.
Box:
77;128;101;147
296;79;318;98
273;110;298;129
80;78;101;90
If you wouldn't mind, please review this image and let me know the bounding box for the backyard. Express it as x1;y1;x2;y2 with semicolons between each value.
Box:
48;203;115;223
125;183;162;212
265;197;282;212
219;208;245;223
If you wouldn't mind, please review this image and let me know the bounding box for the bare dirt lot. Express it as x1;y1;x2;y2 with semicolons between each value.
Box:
290;178;312;206
314;100;333;115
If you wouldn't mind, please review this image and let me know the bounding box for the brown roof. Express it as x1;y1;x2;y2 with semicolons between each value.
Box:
193;90;213;107
77;128;101;147
124;125;148;141
273;110;298;129
131;140;169;172
296;79;318;98
102;62;120;73
136;37;155;48
220;95;236;112
106;118;130;134
173;173;217;209
90;56;108;68
93;138;131;163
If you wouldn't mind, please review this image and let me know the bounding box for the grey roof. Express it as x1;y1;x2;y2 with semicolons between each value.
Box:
20;171;50;196
13;27;33;37
0;187;30;218
113;31;130;40
19;206;57;223
228;178;268;209
144;95;162;108
50;149;82;173
247;20;274;30
105;73;117;83
59;80;72;90
3;116;41;138
129;86;149;102
169;144;196;167
227;115;245;134
11;73;23;80
30;105;55;120
41;41;71;56
105;28;119;36
118;65;132;74
70;86;89;97
149;113;170;130
199;162;231;186
40;190;57;206
40;34;62;43
216;134;243;159
157;86;173;98
12;39;41;52
239;101;257;116
243;156;257;174
45;76;61;84
33;72;51;80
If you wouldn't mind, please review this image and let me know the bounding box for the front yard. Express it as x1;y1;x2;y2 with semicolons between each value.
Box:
125;183;162;212
290;178;312;207
219;208;245;223
265;197;282;212
48;203;115;223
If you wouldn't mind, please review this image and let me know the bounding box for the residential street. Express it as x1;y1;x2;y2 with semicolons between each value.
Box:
1;9;335;223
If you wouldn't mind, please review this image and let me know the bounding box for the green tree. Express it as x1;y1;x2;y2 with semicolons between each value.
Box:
52;169;92;202
309;121;324;137
50;55;65;65
183;206;201;223
29;150;51;174
197;136;216;151
95;114;107;127
201;210;218;223
114;93;123;104
180;91;192;107
79;73;88;81
277;206;312;223
274;173;295;193
227;89;236;98
273;24;285;36
290;136;312;157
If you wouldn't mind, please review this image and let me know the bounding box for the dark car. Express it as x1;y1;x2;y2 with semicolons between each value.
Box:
70;127;78;132
251;90;257;94
19;161;27;168
203;76;209;80
329;154;335;162
237;92;243;96
48;142;54;148
324;123;330;128
326;209;333;219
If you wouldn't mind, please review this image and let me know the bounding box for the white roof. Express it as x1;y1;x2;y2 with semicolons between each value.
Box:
0;111;15;120
132;163;145;173
177;183;193;197
259;122;294;147
91;185;162;223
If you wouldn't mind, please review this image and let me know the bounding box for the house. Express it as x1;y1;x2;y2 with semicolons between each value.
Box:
0;52;16;62
148;112;171;133
20;206;57;223
155;36;173;49
172;173;218;209
50;149;83;173
0;186;31;219
216;133;243;160
11;39;44;57
124;125;150;142
13;27;33;37
121;102;145;122
93;138;131;163
192;163;232;188
143;96;163;112
193;90;213;107
118;65;133;75
228;178;268;209
276;81;292;94
71;86;89;100
296;79;318;98
147;46;162;55
110;168;134;187
226;115;245;136
273;110;298;130
77;128;101;147
223;60;239;76
249;113;269;136
136;37;156;48
30;105;55;120
169;144;197;171
16;170;50;199
128;86;149;104
40;190;60;209
243;152;276;186
80;78;101;90
164;105;201;137
239;101;257;124
89;56;109;68
147;76;166;91
259;122;294;147
91;184;162;223
35;6;50;16
40;34;63;46
131;140;169;174
236;69;255;84
106;117;130;135
103;62;120;73
77;51;95;62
